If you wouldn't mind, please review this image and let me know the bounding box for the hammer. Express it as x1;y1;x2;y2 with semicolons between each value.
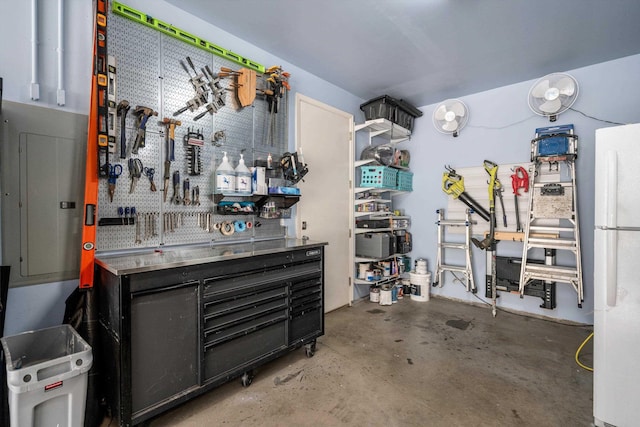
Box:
132;106;158;154
161;118;182;162
116;100;130;159
160;118;181;202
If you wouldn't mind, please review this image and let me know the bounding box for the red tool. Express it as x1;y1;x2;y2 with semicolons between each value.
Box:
511;166;529;232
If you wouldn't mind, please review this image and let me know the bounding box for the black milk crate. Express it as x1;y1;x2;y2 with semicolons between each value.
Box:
360;95;423;131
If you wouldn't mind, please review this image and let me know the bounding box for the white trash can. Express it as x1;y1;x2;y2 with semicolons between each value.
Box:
0;324;93;427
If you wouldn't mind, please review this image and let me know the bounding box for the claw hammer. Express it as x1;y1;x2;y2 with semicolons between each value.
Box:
116;100;130;159
160;118;181;202
132;106;158;154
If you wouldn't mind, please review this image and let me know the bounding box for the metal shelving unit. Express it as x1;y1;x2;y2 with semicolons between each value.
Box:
350;120;412;303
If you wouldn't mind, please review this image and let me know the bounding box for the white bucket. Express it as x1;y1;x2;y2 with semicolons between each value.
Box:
409;271;431;302
415;258;428;275
379;286;393;306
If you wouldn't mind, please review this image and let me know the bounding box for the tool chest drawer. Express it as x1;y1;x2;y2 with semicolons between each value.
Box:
289;275;323;343
203;293;288;344
203;313;287;380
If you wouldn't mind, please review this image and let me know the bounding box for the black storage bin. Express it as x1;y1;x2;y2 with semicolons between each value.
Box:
356;219;391;229
360;95;423;131
395;230;412;254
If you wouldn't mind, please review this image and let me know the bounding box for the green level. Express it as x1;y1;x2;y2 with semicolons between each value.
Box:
112;1;265;73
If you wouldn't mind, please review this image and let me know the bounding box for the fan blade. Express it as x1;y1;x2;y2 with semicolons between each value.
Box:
531;79;550;99
449;102;466;117
434;104;448;121
539;98;562;114
556;76;576;96
442;119;459;132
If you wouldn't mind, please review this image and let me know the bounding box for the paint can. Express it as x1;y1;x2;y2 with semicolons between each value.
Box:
379;285;392;306
409;271;431;302
414;258;428;275
381;261;391;277
358;263;370;279
369;286;380;303
365;270;374;281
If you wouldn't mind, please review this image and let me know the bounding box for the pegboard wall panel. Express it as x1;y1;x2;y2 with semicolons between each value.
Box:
445;162;534;237
97;6;289;251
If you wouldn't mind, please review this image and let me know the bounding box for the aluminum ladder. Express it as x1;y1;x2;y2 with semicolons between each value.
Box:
518;125;583;307
434;209;476;293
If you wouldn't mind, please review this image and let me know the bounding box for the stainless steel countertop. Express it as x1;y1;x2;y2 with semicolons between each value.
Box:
95;239;327;276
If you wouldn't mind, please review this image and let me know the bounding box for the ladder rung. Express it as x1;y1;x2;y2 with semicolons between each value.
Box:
523;264;579;283
440;242;467;250
437;220;469;226
532;182;573;188
529;225;575;233
438;264;470;274
527;237;576;250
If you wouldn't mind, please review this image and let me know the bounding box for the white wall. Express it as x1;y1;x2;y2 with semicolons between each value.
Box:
392;54;640;324
0;0;363;335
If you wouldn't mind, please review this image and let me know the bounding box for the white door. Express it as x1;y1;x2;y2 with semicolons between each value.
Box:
295;94;353;313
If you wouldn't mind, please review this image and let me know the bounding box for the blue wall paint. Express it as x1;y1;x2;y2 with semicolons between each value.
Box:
1;0;638;334
392;54;640;324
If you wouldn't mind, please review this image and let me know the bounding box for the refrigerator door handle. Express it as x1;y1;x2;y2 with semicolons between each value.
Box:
606;229;618;307
605;150;618;228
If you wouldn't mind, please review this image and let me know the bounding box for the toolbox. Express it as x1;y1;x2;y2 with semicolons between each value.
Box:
360;95;423;131
533;124;576;157
356;232;396;258
356;219;391;229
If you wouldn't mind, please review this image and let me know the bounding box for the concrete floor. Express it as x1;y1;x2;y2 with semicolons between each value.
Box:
120;296;594;426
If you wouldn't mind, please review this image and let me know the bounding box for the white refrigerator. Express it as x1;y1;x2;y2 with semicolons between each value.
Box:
593;123;640;427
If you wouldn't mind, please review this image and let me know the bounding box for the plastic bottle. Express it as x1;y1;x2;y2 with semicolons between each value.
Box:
235;153;252;195
215;152;236;193
267;153;273;169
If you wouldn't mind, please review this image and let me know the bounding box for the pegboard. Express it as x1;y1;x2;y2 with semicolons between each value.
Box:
445;162;537;237
97;7;289;251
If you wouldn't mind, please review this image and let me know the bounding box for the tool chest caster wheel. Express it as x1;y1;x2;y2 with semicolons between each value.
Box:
241;371;254;387
305;341;317;358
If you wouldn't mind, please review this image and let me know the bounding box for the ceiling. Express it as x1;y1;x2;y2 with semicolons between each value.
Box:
166;0;640;109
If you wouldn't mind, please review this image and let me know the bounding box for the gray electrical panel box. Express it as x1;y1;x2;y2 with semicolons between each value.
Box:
1;101;87;286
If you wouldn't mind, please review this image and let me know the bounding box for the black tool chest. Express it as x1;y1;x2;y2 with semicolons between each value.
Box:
96;241;325;426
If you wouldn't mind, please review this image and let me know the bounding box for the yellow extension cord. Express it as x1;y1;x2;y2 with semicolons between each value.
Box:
575;332;594;372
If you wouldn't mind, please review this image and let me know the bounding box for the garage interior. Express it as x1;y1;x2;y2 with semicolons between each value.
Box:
1;1;639;426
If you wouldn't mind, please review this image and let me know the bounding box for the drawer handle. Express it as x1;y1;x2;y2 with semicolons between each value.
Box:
203;315;287;351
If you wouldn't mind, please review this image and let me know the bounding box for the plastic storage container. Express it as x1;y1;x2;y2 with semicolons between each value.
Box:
360;166;398;189
359;95;423;131
1;324;93;427
396;170;413;191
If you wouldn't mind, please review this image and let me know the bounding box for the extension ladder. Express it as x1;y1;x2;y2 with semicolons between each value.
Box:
434;209;476;293
518;125;583;307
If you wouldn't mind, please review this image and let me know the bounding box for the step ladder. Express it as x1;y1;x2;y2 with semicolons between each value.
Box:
518;125;583;307
434;209;476;293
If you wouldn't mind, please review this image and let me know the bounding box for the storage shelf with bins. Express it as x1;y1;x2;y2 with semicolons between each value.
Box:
351;120;412;302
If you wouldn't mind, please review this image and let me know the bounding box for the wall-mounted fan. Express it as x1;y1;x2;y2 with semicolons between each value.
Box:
528;72;579;122
433;99;468;137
